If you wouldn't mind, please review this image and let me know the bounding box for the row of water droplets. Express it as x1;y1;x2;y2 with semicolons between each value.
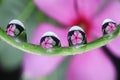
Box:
6;19;117;49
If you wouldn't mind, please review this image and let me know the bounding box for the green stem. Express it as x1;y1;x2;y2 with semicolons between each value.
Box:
0;25;120;56
18;0;35;22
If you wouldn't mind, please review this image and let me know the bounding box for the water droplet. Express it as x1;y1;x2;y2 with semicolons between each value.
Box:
40;32;61;48
68;26;87;47
6;19;27;42
102;19;117;35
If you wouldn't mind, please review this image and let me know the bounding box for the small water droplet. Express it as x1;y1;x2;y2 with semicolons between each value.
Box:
40;32;61;48
6;19;27;42
102;19;117;35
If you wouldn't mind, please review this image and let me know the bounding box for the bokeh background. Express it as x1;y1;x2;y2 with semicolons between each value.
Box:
0;0;120;80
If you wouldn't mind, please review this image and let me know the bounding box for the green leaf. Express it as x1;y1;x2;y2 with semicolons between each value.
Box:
0;25;120;56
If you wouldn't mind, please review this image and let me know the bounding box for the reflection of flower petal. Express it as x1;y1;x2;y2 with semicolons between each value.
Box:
77;38;82;44
41;37;54;48
106;23;116;33
46;43;53;48
78;33;82;38
71;35;75;40
74;31;79;36
44;37;49;42
11;25;16;31
10;32;14;36
72;39;77;45
71;31;83;45
6;25;16;36
48;37;53;44
109;23;116;30
41;41;46;48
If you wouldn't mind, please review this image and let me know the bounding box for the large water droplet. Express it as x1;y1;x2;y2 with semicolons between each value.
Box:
68;26;87;47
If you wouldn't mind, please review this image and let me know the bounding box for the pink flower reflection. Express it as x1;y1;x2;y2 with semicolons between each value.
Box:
106;23;116;34
41;37;54;48
7;25;16;36
71;31;82;45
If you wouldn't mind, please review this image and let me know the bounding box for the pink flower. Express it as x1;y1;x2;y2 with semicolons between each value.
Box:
23;0;120;80
71;31;82;45
41;37;54;48
106;23;116;34
7;25;16;36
